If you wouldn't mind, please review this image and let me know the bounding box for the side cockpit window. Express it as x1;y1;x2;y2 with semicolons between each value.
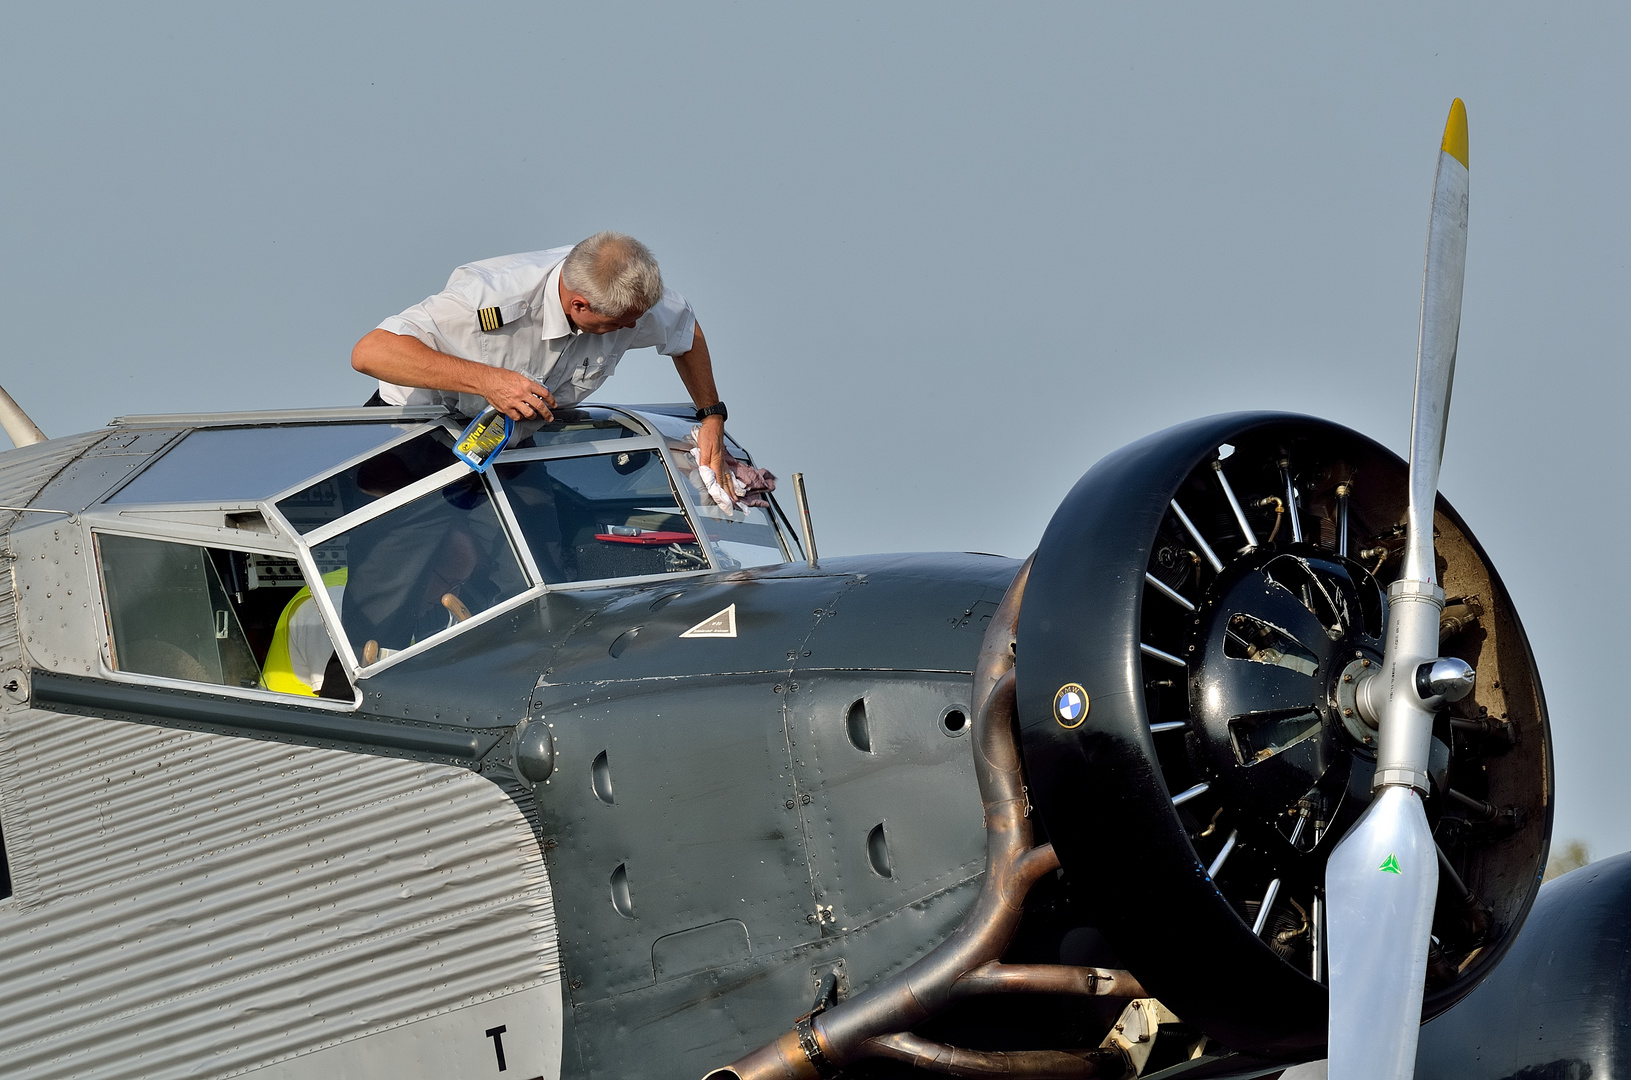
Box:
311;470;529;664
275;429;456;535
96;534;352;700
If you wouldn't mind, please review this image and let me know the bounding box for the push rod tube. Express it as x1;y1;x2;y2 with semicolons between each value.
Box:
1212;458;1258;551
1278;460;1304;544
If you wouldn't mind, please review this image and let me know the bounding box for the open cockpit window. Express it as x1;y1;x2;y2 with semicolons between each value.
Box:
275;428;457;535
311;470;528;664
496;451;708;583
96;534;352;700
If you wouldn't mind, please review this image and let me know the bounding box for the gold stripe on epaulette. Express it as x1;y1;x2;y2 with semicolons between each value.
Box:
478;306;503;332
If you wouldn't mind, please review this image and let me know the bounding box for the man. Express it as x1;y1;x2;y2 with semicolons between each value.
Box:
351;231;732;495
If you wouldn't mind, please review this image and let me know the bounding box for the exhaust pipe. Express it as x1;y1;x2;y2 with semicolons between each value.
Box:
0;385;46;448
704;555;1142;1079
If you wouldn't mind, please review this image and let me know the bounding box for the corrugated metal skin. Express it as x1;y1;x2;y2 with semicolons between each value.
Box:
0;709;560;1080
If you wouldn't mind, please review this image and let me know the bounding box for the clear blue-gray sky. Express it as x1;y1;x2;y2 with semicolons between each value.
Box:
2;3;1627;857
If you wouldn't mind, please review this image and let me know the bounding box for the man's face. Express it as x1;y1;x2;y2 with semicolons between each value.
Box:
564;293;646;335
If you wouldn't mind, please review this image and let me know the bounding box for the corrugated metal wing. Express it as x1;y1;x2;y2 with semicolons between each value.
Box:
0;710;560;1080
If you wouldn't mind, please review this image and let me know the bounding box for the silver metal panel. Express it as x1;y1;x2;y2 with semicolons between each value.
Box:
26;432;186;513
0;433;113;520
79;429;179;458
0;710;561;1080
7;519;100;677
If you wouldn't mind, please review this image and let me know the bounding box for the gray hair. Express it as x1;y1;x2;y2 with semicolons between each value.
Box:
560;232;665;317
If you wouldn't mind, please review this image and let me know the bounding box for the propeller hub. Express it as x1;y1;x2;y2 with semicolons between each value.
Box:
1333;656;1380;744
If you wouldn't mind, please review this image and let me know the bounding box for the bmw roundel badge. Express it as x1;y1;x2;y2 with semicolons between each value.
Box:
1053;683;1089;729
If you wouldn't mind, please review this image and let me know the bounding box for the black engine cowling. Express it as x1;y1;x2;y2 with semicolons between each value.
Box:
1015;412;1552;1057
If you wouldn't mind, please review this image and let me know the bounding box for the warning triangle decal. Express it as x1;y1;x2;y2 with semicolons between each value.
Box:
680;604;737;639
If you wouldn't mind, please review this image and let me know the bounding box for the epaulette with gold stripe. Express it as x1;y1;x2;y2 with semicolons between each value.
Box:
478;306;504;332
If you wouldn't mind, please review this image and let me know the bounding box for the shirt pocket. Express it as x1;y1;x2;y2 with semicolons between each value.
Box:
570;352;612;392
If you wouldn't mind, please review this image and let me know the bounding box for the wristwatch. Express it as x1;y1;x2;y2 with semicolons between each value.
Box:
694;401;728;423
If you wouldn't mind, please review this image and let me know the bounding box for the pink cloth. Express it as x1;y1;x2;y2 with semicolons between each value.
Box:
725;457;776;508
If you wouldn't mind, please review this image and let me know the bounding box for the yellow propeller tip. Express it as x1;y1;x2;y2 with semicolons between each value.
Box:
1441;98;1469;169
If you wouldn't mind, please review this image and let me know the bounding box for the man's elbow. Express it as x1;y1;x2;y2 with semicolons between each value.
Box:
352;330;388;377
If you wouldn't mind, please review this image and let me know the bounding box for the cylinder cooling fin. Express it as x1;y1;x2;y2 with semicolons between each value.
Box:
1015;412;1551;1057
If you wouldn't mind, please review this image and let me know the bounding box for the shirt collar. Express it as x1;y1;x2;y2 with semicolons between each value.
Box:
538;259;580;341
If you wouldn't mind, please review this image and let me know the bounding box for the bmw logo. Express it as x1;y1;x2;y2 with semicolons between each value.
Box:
1054;683;1089;728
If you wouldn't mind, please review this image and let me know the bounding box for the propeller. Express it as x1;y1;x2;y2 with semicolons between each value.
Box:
1325;99;1471;1080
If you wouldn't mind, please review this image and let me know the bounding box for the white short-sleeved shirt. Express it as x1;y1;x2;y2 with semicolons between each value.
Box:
375;246;698;418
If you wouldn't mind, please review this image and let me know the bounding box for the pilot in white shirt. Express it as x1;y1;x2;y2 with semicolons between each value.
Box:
352;231;733;490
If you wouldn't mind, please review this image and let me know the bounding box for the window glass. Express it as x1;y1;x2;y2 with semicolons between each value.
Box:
496;452;708;583
276;429;457;534
97;534;350;699
517;407;643;448
313;471;528;663
668;452;788;569
108;423;419;506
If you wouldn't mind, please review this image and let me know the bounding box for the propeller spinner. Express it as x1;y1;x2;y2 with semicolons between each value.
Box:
1325;98;1472;1080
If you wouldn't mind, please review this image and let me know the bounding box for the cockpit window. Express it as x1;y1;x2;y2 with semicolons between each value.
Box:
669;452;788;569
312;470;528;664
96;533;351;699
496;452;708;582
275;429;456;534
107;423;419;506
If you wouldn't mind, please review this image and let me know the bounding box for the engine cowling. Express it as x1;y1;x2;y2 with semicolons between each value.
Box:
1016;412;1552;1056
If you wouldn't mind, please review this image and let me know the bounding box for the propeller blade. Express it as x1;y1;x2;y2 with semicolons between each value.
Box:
1404;96;1469;587
1325;99;1470;1080
1326;787;1439;1078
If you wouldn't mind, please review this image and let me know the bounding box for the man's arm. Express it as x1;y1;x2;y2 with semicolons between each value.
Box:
670;322;730;492
351;329;557;420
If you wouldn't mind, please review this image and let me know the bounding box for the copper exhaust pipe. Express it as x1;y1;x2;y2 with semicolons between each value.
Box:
863;1033;1124;1077
706;557;1145;1079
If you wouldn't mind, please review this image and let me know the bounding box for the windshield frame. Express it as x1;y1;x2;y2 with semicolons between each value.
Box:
78;411;794;690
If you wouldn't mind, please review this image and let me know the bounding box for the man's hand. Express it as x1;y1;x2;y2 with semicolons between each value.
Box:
479;367;556;421
696;414;731;509
670;322;735;508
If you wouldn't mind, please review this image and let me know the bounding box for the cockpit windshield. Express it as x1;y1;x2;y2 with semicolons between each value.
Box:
496;452;708;582
668;451;788;569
